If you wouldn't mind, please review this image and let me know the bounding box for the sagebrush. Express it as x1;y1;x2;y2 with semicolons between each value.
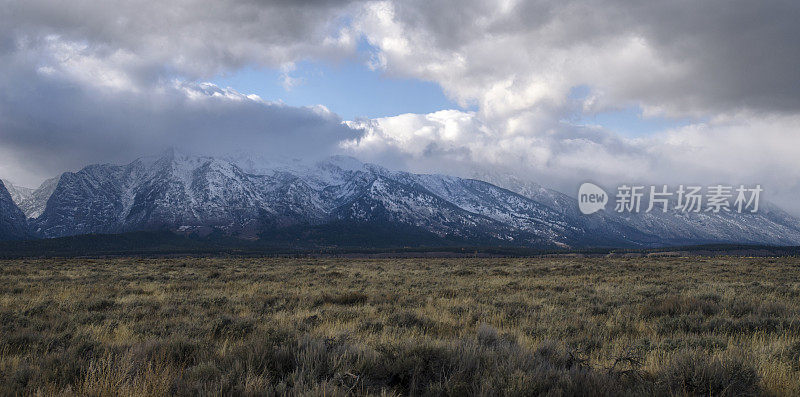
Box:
1;256;799;395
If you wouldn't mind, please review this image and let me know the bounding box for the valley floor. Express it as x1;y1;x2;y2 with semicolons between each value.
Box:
1;257;799;395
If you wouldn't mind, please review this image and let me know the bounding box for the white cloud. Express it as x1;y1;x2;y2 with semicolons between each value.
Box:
3;0;800;215
356;0;800;117
0;2;369;186
335;1;800;213
0;34;363;187
344;109;800;213
4;0;363;80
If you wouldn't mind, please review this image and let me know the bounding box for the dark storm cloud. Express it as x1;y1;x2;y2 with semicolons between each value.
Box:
0;0;367;184
15;0;798;115
628;0;800;114
2;0;800;197
0;42;362;185
3;0;364;78
378;0;800;116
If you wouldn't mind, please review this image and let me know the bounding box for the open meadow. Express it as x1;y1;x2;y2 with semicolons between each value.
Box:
1;256;799;396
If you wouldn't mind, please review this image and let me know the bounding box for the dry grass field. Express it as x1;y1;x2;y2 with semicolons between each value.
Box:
1;256;799;396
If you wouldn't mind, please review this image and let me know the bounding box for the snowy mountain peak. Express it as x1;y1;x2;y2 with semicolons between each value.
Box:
3;151;800;248
0;180;29;239
1;177;60;219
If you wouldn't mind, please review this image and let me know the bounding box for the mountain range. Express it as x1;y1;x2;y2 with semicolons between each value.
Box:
1;149;799;248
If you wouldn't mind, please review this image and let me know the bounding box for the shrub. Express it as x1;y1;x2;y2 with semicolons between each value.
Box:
387;311;436;329
642;295;720;318
476;323;500;346
656;351;761;396
210;317;254;339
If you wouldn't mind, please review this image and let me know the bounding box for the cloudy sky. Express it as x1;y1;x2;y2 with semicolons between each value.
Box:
2;0;800;212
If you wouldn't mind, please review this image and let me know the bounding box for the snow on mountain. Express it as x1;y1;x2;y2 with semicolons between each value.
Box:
1;177;59;219
2;180;33;208
615;203;800;246
477;171;800;246
0;180;30;240
25;151;579;245
4;150;800;247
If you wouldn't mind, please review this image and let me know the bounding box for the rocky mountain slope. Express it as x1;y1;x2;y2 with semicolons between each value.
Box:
0;180;30;240
2;177;60;219
2;150;800;248
477;173;800;247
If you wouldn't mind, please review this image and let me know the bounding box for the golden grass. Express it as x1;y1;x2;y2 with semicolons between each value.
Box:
0;256;799;395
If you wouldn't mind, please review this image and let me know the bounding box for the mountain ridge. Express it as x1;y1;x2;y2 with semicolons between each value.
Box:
0;180;30;240
2;151;800;248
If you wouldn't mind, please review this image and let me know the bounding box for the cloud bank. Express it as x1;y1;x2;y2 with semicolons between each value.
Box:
2;0;800;212
0;1;365;184
342;0;800;212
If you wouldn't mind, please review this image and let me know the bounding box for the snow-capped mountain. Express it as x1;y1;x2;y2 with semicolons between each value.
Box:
1;180;32;211
2;177;59;219
0;180;30;240
26;150;583;245
477;173;800;246
3;150;800;248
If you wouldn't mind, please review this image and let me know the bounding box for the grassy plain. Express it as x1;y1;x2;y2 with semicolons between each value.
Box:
1;256;799;396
